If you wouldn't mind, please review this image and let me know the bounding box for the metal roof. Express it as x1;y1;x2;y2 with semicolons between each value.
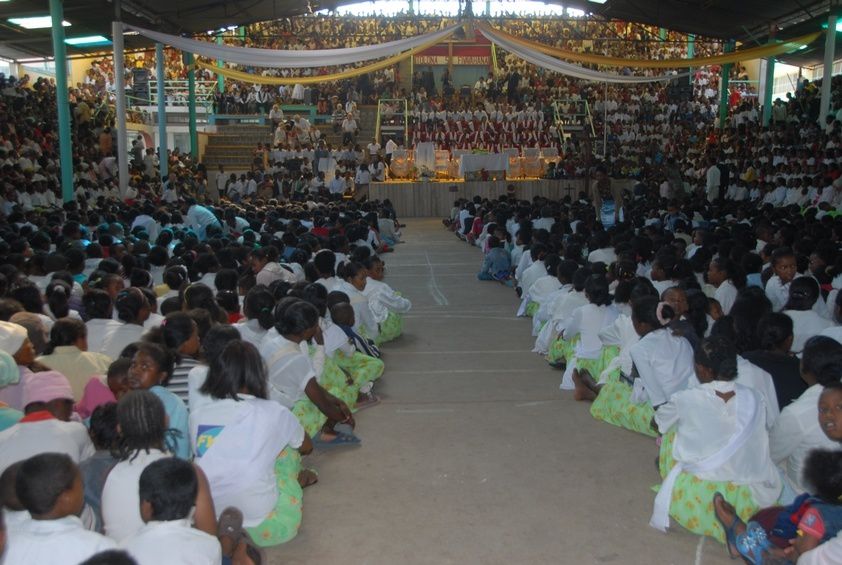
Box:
0;0;835;64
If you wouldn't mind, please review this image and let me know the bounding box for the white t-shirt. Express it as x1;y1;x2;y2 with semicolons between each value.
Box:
191;395;303;526
122;519;222;565
233;318;268;350
102;449;171;542
3;515;116;564
0;417;95;474
629;328;695;407
769;384;841;494
784;309;832;353
258;330;315;408
87;319;145;361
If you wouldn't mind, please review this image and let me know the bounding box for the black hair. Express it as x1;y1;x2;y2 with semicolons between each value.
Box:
275;299;318;336
162;266;189;291
556;260;579;283
129;269;153;289
186;308;214;341
216;290;239;316
78;550;139;565
15;453;78;516
199;324;241;366
757;313;794;351
138;458;198;522
584;274;612;306
0;461;23;511
116;390;169;461
802;449;842;503
9;284;42;313
45;279;72;319
571;267;590;292
44;318;86;355
802;336;842;386
784;277;820;311
314;250;337;277
685;288;710;338
710;257;746;289
82;289;113;320
201;340;268;400
144;312;195;358
631;295;673;329
214;269;239;293
694;335;739;381
243;285;276;330
297;283;328;317
337;261;366;281
326;290;350;311
728;287;773;353
770;246;796;266
89;402;120;451
183;283;226;323
115;288;148;324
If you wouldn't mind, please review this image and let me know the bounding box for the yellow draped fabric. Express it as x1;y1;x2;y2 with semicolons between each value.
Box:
196;30;454;85
480;23;822;69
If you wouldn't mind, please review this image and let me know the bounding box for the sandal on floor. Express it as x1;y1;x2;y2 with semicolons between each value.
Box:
299;468;319;488
241;530;266;565
313;431;361;448
736;521;772;565
217;507;244;543
712;492;741;559
355;392;381;410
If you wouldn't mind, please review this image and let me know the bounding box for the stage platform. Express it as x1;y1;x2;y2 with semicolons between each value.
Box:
369;179;587;218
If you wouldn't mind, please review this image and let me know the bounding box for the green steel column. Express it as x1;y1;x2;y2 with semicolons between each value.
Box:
486;0;491;16
687;34;695;84
48;0;73;202
659;28;667;41
762;54;776;126
155;42;168;180
718;40;735;129
819;14;838;123
216;35;224;93
408;0;413;15
187;52;198;160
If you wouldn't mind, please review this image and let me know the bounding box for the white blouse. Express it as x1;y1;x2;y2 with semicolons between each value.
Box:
629;328;695;407
258;329;315;409
784;309;832;353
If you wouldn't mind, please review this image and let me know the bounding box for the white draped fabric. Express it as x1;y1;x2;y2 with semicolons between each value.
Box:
479;26;692;84
125;24;460;68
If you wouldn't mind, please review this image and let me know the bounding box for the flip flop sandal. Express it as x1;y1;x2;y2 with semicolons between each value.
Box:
712;492;742;559
355;393;381;411
332;422;355;435
736;522;772;565
299;468;319;488
217;507;244;544
313;430;361;448
241;530;266;565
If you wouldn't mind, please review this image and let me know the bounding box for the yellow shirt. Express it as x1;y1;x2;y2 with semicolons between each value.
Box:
37;346;112;401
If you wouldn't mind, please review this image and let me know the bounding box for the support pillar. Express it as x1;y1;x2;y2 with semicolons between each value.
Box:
659;28;667;41
187;52;198;160
718;40;735;129
486;0;491;16
48;0;74;203
155;42;168;180
687;34;695;85
112;2;129;197
762;55;776;127
216;35;224;93
820;13;837;124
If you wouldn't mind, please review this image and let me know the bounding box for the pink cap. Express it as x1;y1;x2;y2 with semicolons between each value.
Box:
22;371;74;407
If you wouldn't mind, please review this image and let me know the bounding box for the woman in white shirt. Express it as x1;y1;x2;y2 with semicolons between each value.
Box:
102;390;216;543
575;294;694;437
258;299;356;446
707;257;745;315
769;336;842;500
783;277;832;353
560;275;619;391
652;336;781;542
545;268;590;364
192;339;312;547
336;261;379;341
234;286;274;349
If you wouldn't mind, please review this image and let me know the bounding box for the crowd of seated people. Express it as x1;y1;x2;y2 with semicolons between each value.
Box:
449;152;842;561
0;66;413;565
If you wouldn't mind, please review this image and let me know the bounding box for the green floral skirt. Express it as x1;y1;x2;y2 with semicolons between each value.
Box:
375;311;404;345
590;369;657;438
547;335;578;365
654;429;760;543
292;397;327;439
245;447;303;547
525;301;539;317
319;356;358;408
333;351;384;391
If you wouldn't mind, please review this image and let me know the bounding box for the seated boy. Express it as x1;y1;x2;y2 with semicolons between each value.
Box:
121;458;222;565
3;453;115;563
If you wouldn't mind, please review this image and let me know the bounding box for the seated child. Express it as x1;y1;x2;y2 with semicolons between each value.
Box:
362;256;411;345
78;403;119;533
477;236;512;283
122;458;224;564
3;453;116;563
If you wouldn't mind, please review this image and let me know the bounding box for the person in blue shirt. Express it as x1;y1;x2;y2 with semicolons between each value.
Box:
478;236;512;283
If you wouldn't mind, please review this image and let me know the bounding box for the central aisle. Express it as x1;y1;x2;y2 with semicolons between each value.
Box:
275;219;733;565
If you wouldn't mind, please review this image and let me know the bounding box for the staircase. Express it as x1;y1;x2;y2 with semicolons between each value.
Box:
202;124;273;170
201;106;380;170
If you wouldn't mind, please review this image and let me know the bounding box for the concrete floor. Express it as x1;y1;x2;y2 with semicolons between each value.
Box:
273;219;734;565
